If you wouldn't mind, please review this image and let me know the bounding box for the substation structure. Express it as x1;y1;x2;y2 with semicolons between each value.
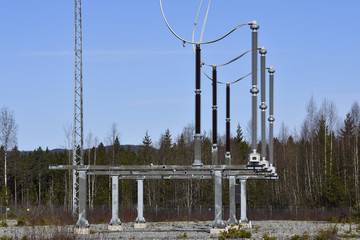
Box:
52;0;279;234
49;163;277;232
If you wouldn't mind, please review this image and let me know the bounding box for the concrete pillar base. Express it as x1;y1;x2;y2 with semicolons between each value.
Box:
134;223;147;229
74;227;90;235
108;225;122;231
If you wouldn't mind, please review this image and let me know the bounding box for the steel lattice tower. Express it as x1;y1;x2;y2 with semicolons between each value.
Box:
72;0;84;215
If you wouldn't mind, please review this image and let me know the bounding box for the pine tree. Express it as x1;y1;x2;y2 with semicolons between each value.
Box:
139;130;153;164
234;124;249;162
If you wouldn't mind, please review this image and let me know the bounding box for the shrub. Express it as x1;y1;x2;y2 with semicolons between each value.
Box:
291;233;310;240
328;216;338;223
262;233;276;240
16;217;27;226
218;227;252;239
316;225;338;240
1;221;8;227
177;232;188;239
0;236;12;240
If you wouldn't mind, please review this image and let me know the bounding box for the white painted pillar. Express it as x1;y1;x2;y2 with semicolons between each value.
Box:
212;171;225;228
136;179;146;223
76;170;89;228
109;176;121;226
228;176;237;225
240;179;248;222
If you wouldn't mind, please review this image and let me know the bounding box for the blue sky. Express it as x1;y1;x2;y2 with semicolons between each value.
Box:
0;0;359;151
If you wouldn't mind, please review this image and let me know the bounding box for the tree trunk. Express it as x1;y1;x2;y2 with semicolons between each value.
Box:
38;172;41;206
4;151;7;206
354;131;359;204
14;176;17;208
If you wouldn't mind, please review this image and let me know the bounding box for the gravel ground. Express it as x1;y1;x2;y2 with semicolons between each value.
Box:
0;220;359;239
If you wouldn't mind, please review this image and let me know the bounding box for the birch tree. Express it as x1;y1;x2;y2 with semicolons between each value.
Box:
350;102;360;204
0;106;17;207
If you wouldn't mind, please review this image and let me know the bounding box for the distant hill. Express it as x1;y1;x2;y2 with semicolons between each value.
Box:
104;144;140;153
19;144;141;155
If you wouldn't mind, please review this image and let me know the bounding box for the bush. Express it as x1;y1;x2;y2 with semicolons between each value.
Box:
218;226;252;239
177;232;188;239
263;233;276;240
328;216;338;223
0;236;12;240
16;217;27;226
291;233;310;240
316;225;338;240
1;221;8;227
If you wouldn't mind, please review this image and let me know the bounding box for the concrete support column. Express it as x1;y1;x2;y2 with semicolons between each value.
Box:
75;170;89;234
228;176;237;225
240;179;248;223
136;179;146;224
213;171;225;228
109;176;121;230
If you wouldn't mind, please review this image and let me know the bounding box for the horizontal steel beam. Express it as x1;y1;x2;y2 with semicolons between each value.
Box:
49;164;252;171
90;173;271;180
49;164;277;180
86;170;266;176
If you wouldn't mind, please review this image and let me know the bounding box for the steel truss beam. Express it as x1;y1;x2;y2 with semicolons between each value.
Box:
51;164;252;171
49;164;278;180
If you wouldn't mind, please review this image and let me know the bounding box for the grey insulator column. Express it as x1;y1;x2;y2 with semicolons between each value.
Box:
259;48;267;160
109;176;121;226
194;44;202;166
268;67;275;165
250;24;259;151
213;171;225;228
225;84;231;165
240;179;248;222
136;179;146;223
212;66;218;165
76;170;89;228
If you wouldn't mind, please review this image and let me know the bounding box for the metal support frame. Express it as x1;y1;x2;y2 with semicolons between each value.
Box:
73;0;84;219
50;164;276;179
136;179;146;223
50;163;277;229
194;44;202;166
109;176;121;226
240;179;248;223
51;164;253;171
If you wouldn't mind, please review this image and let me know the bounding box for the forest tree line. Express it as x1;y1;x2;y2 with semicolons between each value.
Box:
0;97;360;210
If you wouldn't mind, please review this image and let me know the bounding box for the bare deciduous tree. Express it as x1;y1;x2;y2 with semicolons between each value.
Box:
63;122;73;208
106;122;120;165
0;106;18;206
351;102;360;203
